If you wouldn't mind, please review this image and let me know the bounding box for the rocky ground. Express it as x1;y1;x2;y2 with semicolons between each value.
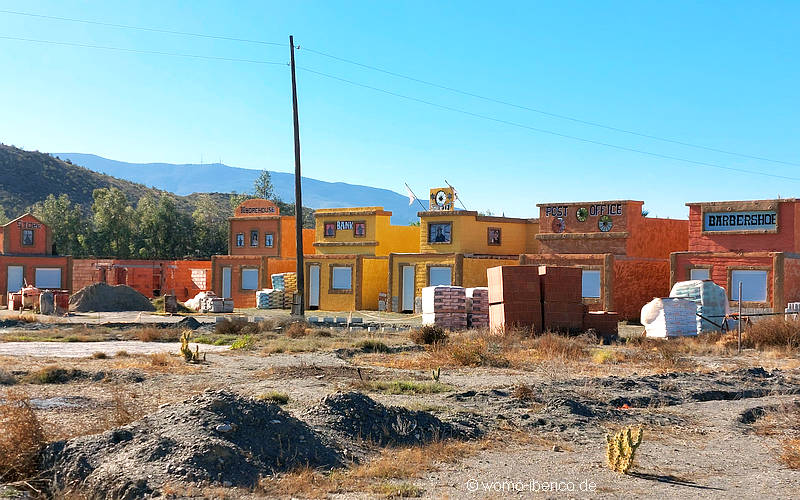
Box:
0;314;798;499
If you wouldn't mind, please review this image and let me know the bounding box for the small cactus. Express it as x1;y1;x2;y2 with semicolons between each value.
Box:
606;426;643;474
179;330;202;363
431;367;441;382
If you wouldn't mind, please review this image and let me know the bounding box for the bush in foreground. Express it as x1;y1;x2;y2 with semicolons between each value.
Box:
0;390;45;482
410;325;448;345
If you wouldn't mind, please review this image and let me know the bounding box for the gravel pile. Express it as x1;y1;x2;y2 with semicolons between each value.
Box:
69;283;155;312
303;391;468;447
40;390;342;499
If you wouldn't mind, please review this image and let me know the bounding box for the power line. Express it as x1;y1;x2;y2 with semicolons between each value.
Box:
3;7;797;167
0;35;286;65
0;9;284;46
301;46;800;168
297;66;800;182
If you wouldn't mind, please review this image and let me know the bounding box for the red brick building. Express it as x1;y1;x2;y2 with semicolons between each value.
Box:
671;199;800;313
210;199;314;308
519;200;688;319
1;214;72;305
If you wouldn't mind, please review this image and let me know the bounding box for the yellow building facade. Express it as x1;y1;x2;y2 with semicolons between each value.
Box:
304;207;420;311
388;205;539;313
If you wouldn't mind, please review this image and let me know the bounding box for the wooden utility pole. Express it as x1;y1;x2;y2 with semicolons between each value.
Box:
290;35;304;316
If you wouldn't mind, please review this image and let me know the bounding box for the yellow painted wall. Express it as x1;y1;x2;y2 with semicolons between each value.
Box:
306;256;357;311
419;213;538;255
313;207;419;256
461;257;520;287
361;257;389;310
389;254;456;309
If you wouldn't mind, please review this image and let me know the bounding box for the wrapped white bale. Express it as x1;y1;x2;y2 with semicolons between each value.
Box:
641;298;698;338
670;280;729;333
185;291;212;311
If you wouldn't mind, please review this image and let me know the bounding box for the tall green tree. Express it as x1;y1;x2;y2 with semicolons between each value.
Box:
31;194;87;255
91;187;135;258
0;203;9;225
191;193;228;257
253;169;278;201
134;194;193;259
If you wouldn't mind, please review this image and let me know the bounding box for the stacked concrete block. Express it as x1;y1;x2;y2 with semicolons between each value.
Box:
487;266;542;333
255;289;284;309
421;286;468;330
583;311;619;337
466;287;489;329
538;266;583;333
271;272;298;308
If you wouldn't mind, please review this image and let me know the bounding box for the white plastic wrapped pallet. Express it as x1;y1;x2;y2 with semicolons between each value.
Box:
641;298;698;338
670;280;730;333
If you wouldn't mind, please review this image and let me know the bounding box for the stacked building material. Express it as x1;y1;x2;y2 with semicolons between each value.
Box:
670;280;729;333
487;266;542;333
466;287;489;329
271;272;298;308
641;297;698;337
583;311;619;337
538;266;583;333
255;289;284;309
421;286;468;330
223;298;234;313
202;297;224;313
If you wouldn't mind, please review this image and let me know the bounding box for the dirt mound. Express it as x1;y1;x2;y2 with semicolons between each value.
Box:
40;390;341;498
69;283;155;312
176;316;201;330
303;391;469;447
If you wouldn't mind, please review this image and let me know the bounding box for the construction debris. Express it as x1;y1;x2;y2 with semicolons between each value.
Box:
69;283;155;312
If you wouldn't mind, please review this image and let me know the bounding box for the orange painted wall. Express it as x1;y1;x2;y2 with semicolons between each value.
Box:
627;217;688;259
687;201;799;253
0;255;72;305
1;214;51;255
163;261;212;301
784;256;800;306
671;252;775;307
229;218;283;257
613;258;671;320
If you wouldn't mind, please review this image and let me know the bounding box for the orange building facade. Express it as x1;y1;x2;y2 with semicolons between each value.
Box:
210;198;314;308
520;200;688;319
671;199;800;313
1;214;72;306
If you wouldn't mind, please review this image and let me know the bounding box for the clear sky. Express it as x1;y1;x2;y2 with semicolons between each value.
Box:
1;0;798;219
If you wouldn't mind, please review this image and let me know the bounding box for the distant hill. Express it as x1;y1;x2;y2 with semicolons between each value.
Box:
54;153;419;225
0;145;231;218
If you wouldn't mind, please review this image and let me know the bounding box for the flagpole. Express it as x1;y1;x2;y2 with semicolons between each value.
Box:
405;183;428;211
444;179;468;210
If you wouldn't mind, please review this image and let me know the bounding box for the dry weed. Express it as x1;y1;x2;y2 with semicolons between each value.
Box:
0;389;45;482
135;327;182;342
781;439;800;469
744;317;800;351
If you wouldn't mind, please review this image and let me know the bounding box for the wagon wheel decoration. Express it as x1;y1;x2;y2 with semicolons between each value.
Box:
552;217;566;233
598;215;613;232
576;207;589;222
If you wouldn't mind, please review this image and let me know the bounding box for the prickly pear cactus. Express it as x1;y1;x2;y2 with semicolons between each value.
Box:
605;426;643;474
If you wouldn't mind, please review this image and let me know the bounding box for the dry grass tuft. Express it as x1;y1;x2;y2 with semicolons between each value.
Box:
0;390;45;482
409;325;448;345
6;312;39;323
0;369;17;386
135;327;182;342
531;333;590;360
284;321;309;339
91;351;108;359
215;318;269;336
512;383;535;401
22;365;84;384
781;439;800;469
744;317;800;351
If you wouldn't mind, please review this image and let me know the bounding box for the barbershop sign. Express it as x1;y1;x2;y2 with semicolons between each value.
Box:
704;211;777;232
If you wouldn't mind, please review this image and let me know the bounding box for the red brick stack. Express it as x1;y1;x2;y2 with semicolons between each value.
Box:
538;266;583;333
583;311;619;337
487;266;542;334
421;286;468;330
466;287;489;329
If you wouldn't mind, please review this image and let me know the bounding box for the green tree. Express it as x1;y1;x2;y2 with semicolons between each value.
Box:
31;194;87;256
133;194;193;259
91;187;135;258
229;192;253;215
0;204;9;225
191;194;228;257
253;169;278;201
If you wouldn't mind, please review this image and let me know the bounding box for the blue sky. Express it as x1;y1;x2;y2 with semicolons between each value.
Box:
1;0;798;219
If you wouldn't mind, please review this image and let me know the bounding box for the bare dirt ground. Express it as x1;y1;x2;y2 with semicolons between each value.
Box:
0;312;798;499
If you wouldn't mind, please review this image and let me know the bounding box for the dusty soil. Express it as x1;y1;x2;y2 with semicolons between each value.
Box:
0;316;798;499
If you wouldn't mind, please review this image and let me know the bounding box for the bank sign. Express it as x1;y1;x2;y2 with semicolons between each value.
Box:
704;211;777;232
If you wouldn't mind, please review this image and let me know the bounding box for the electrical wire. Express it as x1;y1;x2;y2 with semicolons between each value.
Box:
0;9;284;46
2;7;797;168
297;66;800;182
0;35;286;65
301;46;800;168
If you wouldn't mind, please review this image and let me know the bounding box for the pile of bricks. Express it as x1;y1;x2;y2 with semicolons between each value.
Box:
538;266;583;333
421;286;468;330
271;272;298;308
583;310;619;338
255;289;284;309
487;266;542;333
466;287;489;329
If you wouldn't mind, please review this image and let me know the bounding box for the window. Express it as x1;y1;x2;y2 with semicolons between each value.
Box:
354;222;366;237
582;270;602;298
241;268;259;290
35;268;61;289
690;268;710;281
731;270;768;302
487;227;501;246
428;266;452;286
235;233;244;247
22;229;34;246
331;266;352;291
324;222;336;238
250;230;259;247
265;233;274;248
428;222;452;243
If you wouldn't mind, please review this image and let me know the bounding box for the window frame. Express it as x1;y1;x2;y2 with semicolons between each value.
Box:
265;232;275;248
21;229;34;246
329;264;353;294
581;269;602;299
353;221;367;238
240;267;259;291
323;222;337;238
729;269;769;303
427;222;453;244
34;267;62;289
427;265;453;286
487;227;502;246
235;233;245;247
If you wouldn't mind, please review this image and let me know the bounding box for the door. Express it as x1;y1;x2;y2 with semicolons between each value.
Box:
7;266;23;293
401;265;415;312
308;264;320;309
222;267;232;299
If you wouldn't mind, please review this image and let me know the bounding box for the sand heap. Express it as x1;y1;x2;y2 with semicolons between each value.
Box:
69;283;155;312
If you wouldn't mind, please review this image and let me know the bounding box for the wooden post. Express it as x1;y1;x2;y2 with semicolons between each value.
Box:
737;281;743;354
289;35;304;317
